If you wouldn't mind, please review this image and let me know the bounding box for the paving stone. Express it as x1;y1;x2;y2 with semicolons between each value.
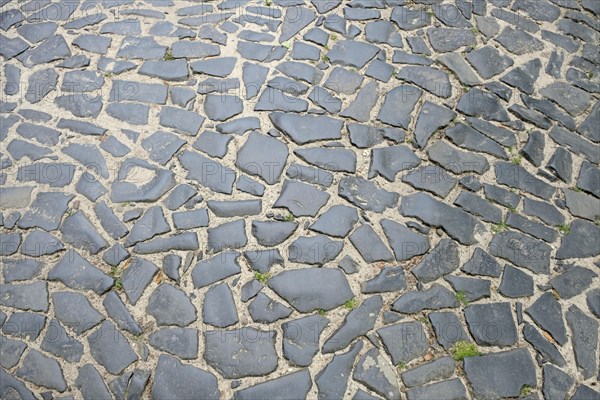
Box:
323;295;382;353
489;231;551;274
133;231;199;254
179;150;236;194
406;379;468;400
525;292;567;345
48;251;113;295
102;291;142;335
369;145;420;181
76;364;111;399
454;191;502;224
325;67;364;95
378;320;428;364
340;81;379;122
59;211;108;255
204;328;277;379
270;112;343;144
542;365;574;400
120;258;158;305
326;40;379;69
296;147;357;174
236;132;288;185
498;265;533;298
350;224;394;263
0;335;26;369
15;349;67;392
391;6;430;30
207;219;247;253
465;302;517;346
571;385;600;400
201;282;238;328
523;323;566;367
2;258;42;283
149;327;198;359
88;320;137;375
2;312;45;341
0;281;47;313
397;66;452;98
310;205;358;237
158;106;204;136
428;311;469;350
147;283;196;327
192;251;242;288
506;213;558;243
17;162;75;188
18;35;71;67
124;206;170;247
550;266;597;301
283;315;329;367
566;304;599;379
0;368;36;399
401;193;484;245
564;188;600;221
402;165;457;198
116;35;166;59
361;266;407;294
464;349;536;400
380;219;429;262
249;292;293;323
316;341;363;399
269;268;353;312
152;354;219;399
251;221;298;246
52;291;103;335
339;176;398;212
288;235;342;265
234;369;312;400
377;85;422;128
353;348;401;400
412;239;459;283
392;284;459;314
274;180;330;217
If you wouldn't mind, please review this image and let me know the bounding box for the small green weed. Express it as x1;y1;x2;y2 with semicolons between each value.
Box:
254;271;271;284
492;220;509;234
558;223;570;234
317;308;327;316
455;291;469;306
520;385;533;398
164;50;174;60
451;341;480;361
283;213;294;222
344;298;359;310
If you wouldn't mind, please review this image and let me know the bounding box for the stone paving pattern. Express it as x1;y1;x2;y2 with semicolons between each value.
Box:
0;0;599;398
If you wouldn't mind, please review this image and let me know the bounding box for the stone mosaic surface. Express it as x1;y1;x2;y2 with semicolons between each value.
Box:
0;0;599;398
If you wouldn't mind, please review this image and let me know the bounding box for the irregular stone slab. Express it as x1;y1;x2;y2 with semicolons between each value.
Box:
276;61;323;86
234;370;312;400
429;311;469;350
0;281;48;312
141;130;186;166
353;348;401;400
0;187;33;209
110;369;151;400
369;145;420;181
456;88;510;122
252;221;298;246
558;219;600;261
323;296;382;353
236;132;288;185
106;103;148;125
283;315;329;367
158;106;204;136
152;354;219;400
117;35;166;59
339;176;398;212
543;365;574;400
340;81;379;122
392;284;458;314
377;85;422;128
41;318;84;364
427;28;476;52
2;259;43;283
564;188;600;221
147;284;196;327
60;211;108;255
401;356;455;388
295;147;357;173
550;125;598;164
465;302;517;346
269;112;343;144
429;141;489;175
204;328;277;379
48;252;113;295
495;27;544;55
525;292;567;345
289;235;342;266
501;59;541;95
102;291;142;335
402;165;457;198
255;88;308;112
88;321;137;375
204;94;243;121
361;267;407;294
274;180;330;217
280;6;315;42
379;320;428;364
121;258;158;305
406;379;467;400
203;282;238;328
540;81;591;117
18;35;71;67
207;219;247;253
499;265;533;298
76;364;112;399
317;345;366;400
163;184;197;211
348;124;404;148
111;158;176;203
0;233;20;256
249;293;293;323
523;323;566;367
109;80;168;104
522;198;564;227
72;34;112;54
466;46;514;79
412;239;459;283
193;130;232;159
124;206;170;247
398;66;451;98
325;67;364;95
25;68;58;104
208;200;261;218
548;265;598;299
566;305;598;379
445;123;507;160
15;349;67;392
192;251;242;288
149;327;198;359
506;213;558;243
495;161;555;199
139;59;188;81
489;231;551;274
350;224;394;263
401;193;484;245
464;349;536;400
179;150;235;194
2;312;45;341
0;368;36;399
326;40;379;69
391;6;430;30
52;291;103;335
133;232;199;254
268;268;353;312
17;162;75;188
310;205;358;238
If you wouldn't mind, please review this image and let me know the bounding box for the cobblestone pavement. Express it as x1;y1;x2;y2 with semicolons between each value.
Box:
1;0;599;398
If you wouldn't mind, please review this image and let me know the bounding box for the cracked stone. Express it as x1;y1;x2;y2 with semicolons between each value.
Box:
283;315;329;367
525;292;567;345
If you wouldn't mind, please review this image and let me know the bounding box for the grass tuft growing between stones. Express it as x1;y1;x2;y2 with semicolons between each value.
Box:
491;220;509;234
558;223;570;234
254;272;271;284
451;341;480;361
520;384;533;398
455;291;469;306
343;297;359;310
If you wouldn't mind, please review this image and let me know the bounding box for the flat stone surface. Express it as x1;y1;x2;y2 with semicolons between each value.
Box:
392;284;459;314
526;292;567;345
350;224;394;263
353;348;401;400
152;354;219;399
489;231;551;274
88;321;137;375
234;370;312;400
465;302;517;346
147;284;196;327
